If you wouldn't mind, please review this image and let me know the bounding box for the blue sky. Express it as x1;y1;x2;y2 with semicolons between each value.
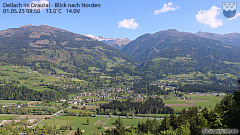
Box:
0;0;239;40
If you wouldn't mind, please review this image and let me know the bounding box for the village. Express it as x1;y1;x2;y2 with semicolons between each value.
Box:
66;85;226;107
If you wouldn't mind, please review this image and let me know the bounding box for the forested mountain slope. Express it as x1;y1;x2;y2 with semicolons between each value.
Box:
122;29;240;62
0;25;134;75
196;31;240;47
122;29;240;78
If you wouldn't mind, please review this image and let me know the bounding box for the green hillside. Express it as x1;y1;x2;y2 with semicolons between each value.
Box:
122;29;240;90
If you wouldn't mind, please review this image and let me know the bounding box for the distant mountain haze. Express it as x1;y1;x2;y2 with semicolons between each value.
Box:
196;31;240;47
85;34;131;49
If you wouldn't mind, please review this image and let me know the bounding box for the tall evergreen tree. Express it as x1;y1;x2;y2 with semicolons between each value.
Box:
160;116;171;131
176;122;190;135
110;117;125;135
231;79;240;128
75;127;82;135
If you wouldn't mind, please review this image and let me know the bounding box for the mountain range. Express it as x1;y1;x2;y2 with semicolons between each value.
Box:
122;29;240;62
0;25;133;76
196;31;240;47
0;25;240;91
85;34;131;49
122;29;240;81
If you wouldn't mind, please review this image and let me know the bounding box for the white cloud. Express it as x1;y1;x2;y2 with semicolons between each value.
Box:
27;0;49;11
153;2;179;15
196;6;223;28
227;12;240;20
118;19;139;30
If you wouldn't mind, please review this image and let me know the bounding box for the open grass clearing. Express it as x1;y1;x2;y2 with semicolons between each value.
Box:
0;116;19;120
165;103;196;107
49;116;156;135
93;117;109;126
104;117;158;127
52;116;104;135
136;114;180;117
0;100;32;104
173;99;208;102
38;118;70;129
163;94;223;111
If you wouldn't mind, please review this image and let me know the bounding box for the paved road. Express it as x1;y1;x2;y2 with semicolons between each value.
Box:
28;118;44;128
0;120;8;126
51;109;64;117
27;107;70;128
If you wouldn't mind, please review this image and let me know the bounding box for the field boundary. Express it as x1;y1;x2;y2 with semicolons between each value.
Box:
165;103;196;107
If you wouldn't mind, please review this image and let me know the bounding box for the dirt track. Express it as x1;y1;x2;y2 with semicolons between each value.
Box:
0;114;48;119
165;103;196;107
173;99;208;102
104;126;131;130
94;118;110;127
27;101;41;105
67;130;76;135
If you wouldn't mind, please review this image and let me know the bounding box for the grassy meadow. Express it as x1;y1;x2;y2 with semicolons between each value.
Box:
38;116;162;135
163;94;224;111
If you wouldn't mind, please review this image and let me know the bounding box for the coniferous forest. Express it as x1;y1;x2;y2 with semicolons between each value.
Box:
99;98;173;115
109;80;240;135
0;83;68;101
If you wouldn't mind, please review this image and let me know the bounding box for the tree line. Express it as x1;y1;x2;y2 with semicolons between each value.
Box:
178;83;236;93
99;98;173;115
0;107;58;115
108;79;240;135
0;83;68;101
